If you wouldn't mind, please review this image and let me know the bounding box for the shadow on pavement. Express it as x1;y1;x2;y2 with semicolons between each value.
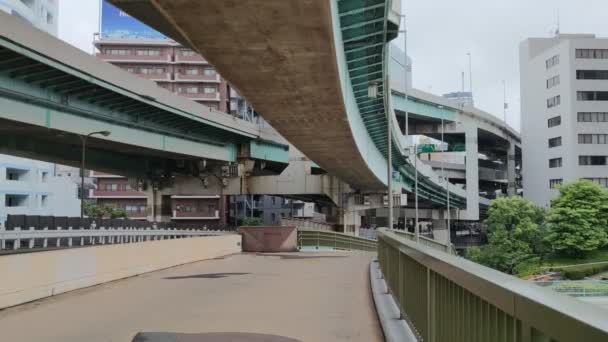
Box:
164;273;250;280
133;332;302;342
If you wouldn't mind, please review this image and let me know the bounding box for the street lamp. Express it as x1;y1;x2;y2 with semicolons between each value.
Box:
404;144;419;241
80;130;111;219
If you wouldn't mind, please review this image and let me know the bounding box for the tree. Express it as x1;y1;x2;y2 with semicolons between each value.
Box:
545;180;608;257
83;203;128;219
467;197;545;274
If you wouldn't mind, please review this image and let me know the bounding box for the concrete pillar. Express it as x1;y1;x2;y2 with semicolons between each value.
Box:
507;143;517;197
464;126;479;220
432;218;448;244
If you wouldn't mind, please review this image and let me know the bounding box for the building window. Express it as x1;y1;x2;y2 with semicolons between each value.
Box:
125;67;137;73
549;179;563;189
577;91;608;101
547;95;561;108
577;112;608;122
41;171;48;183
203;87;216;94
548;137;562;148
104;183;118;191
549;157;562;168
106;49;130;55
578;134;608;144
185;68;199;75
547;116;561;127
136;49;161;56
585;177;608;188
579;155;607;166
546;55;560;69
5;194;27;207
140;67;164;74
181;49;196;57
576;49;608;59
203;68;216;76
546;75;560;89
576;70;608;80
41;195;48;207
6;168;27;181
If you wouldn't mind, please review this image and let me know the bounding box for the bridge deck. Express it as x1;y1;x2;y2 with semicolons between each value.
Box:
0;252;382;342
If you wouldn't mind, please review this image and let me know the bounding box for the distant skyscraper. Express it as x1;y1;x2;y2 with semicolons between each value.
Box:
442;91;474;108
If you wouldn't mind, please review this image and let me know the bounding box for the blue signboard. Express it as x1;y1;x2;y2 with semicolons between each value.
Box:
101;1;167;39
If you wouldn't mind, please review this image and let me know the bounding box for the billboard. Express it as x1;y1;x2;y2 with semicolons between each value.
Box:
100;1;167;40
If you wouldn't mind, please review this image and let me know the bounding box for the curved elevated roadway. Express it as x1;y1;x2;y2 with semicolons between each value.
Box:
110;0;467;207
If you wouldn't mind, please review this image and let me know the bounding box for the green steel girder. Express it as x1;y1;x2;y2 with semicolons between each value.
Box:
345;42;384;53
37;74;73;87
17;68;61;81
338;2;385;17
9;64;49;78
348;61;383;72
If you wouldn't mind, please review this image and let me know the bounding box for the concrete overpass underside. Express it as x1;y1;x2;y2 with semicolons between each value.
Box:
110;0;392;192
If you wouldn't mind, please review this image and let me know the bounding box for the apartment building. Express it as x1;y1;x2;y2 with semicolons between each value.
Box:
520;34;608;206
0;156;80;223
0;0;58;36
95;39;229;111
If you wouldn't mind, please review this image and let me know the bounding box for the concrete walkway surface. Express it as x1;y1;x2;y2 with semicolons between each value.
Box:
0;252;382;342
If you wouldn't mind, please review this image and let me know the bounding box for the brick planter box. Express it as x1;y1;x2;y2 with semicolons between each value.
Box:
238;226;297;252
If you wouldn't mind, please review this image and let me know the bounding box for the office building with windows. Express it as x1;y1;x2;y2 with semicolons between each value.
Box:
520;34;608;206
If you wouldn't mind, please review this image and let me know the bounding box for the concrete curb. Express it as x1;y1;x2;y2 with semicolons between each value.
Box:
369;259;418;342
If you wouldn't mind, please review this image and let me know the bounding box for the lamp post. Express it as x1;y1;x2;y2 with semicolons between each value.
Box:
404;145;419;241
80;130;111;219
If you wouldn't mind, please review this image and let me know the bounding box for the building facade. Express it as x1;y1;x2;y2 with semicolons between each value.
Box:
0;155;80;223
0;0;57;36
520;34;608;207
95;38;229;111
0;0;82;223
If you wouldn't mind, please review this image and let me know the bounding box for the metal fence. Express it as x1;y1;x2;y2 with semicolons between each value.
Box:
392;229;454;254
377;228;608;342
281;218;334;231
0;215;232;252
359;228;378;240
297;229;376;252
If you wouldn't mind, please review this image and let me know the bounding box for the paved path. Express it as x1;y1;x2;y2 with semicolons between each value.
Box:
0;252;382;342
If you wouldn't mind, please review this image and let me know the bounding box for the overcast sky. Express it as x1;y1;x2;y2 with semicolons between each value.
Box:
59;0;608;132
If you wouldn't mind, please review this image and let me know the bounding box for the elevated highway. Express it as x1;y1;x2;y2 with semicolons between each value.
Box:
0;11;288;179
110;0;471;212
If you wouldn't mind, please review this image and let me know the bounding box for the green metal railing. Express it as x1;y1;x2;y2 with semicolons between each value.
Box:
297;229;376;252
377;228;608;342
392;230;453;254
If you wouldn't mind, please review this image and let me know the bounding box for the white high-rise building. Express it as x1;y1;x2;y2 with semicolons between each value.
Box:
0;0;80;223
520;34;608;207
0;0;58;36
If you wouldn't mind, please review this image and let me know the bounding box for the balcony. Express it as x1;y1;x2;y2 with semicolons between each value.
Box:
96;53;171;63
89;189;147;199
89;171;124;178
174;73;220;83
134;72;171;82
176;92;220;101
172;209;219;220
174;54;208;64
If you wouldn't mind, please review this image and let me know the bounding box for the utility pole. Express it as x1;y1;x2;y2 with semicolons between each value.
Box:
467;52;473;104
503;80;508;123
414;144;419;241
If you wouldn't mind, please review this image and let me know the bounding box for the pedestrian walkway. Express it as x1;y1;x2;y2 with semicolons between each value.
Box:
0;252;382;342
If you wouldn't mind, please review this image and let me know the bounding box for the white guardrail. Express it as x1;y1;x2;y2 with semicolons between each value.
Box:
0;223;230;251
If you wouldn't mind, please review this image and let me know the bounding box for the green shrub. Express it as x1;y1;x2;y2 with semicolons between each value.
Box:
241;217;261;226
563;263;608;280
